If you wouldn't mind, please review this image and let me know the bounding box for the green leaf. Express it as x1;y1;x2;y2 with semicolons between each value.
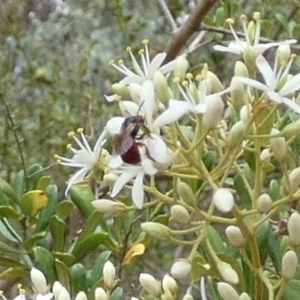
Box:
35;185;58;232
56;200;75;220
37;176;51;190
0;257;27;268
27;164;45;190
71;263;86;294
0;267;27;280
53;252;75;267
13;170;26;201
69;184;95;218
191;253;209;282
111;287;123;300
282;279;300;300
19;190;48;217
269;179;281;201
275;13;289;33
266;229;282;274
55;259;71;291
244;150;256;172
24;231;47;252
202;151;216;171
0;205;21;219
292;24;300;37
50;216;66;252
90;251;112;286
72;233;110;262
0;219;22;243
256;220;270;263
207;225;227;254
234;173;252;210
34;246;56;283
215;6;225;26
0;177;18;202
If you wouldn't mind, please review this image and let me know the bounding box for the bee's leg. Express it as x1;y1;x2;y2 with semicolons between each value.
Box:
136;142;156;162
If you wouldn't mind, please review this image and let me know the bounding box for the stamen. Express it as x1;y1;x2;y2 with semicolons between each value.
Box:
240;14;247;21
66;144;72;149
173;76;181;84
253;12;260;20
226;18;234;25
77;128;84;134
142;39;149;44
186;73;193;80
108;60;114;66
182;80;188;87
68;131;75;137
138;49;145;55
195;74;203;81
126;46;131;52
118;59;124;65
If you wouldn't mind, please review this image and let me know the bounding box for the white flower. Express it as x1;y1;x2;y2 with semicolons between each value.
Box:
108;39;176;86
214;13;296;56
110;155;157;208
236;53;300;114
55;129;108;195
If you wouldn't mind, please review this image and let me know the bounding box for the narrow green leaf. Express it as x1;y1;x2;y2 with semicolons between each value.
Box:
13;170;25;201
53;252;75;267
267;229;282;274
71;263;86;294
111;287;123;300
0;219;22;242
27;164;45;190
50;216;66;252
0;257;27;268
234;174;252;209
37;176;51;191
55;259;71;291
90;251;112;286
207;225;227;254
269;180;281;201
0;177;18;202
24;231;47;252
0;206;21;219
202;151;216;171
0;267;27;280
56;200;75;220
34;246;56;284
256;220;270;263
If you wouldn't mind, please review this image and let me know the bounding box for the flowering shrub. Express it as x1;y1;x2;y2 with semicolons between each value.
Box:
1;10;300;300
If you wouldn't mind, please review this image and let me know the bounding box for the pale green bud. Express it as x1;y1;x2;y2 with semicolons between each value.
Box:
75;292;87;300
213;188;235;213
57;287;71;300
217;261;239;284
282;120;300;139
225;226;245;248
282;250;298;281
52;281;64;299
30;267;48;294
170;205;190;224
227;121;246;148
177;181;196;206
217;282;239;300
288;212;300;247
276;44;291;64
243;46;256;75
239;104;251;124
260;149;270;162
141;222;170;240
247;20;255;44
270;128;287;161
231;78;246;111
182;295;194;300
239;292;252;300
103;261;115;289
95;287;107;300
207;71;224;93
153;71;170;103
287;167;300;193
234;61;249;78
92;199;127;214
162;274;178;298
139;273;161;297
174;56;189;81
204;96;224;129
257;193;272;213
170;260;191;279
111;83;130;99
103;173;119;187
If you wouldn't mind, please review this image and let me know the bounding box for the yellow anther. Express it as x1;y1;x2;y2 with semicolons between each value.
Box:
20;288;26;294
240;14;247;21
173;76;181;84
291;53;297;59
182;80;188;87
0;291;3;296
226;18;234;25
56;159;62;164
118;59;124;65
108;59;114;66
201;63;208;77
186;73;193;80
66;144;72;149
142;39;149;44
195;74;202;81
77;128;84;133
126;46;132;52
115;95;122;101
253;12;261;20
68;131;75;137
138;49;145;55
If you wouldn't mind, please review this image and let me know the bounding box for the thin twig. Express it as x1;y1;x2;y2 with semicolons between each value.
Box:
163;0;218;63
0;89;28;190
157;0;178;31
28;162;57;178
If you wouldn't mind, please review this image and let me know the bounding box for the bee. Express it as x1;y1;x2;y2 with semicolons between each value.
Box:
112;115;153;164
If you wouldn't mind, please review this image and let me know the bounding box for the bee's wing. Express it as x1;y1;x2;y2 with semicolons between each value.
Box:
112;134;133;156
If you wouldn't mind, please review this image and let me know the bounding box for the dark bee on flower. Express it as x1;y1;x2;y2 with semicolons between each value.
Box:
112;115;154;164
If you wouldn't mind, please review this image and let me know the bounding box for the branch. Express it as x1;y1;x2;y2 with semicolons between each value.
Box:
163;0;218;63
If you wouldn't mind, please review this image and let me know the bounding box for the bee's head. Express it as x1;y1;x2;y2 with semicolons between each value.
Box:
122;116;145;138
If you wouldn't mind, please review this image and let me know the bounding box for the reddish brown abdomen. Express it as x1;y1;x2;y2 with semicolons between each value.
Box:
121;143;141;164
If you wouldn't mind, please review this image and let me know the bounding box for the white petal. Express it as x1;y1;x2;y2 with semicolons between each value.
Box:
65;167;89;196
106;117;125;134
119;101;139;117
267;91;282;104
236;76;269;92
132;170;145;208
146;135;168;164
280;73;300;96
159;59;176;75
141;80;155;126
104;94;117;102
153;100;190;128
281;97;300;115
148;53;166;78
109;155;123;168
120;74;144;85
142;158;158;176
93;130;107;155
111;169;139;197
256;55;275;87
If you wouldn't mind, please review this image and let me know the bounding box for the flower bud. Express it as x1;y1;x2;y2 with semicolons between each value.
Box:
213;188;235;213
225;226;245;248
170;205;190;224
239;105;251;125
182;295;194;300
234;61;249;78
231;78;246;111
94;287;107;300
288;212;300;247
287;167;300;193
239;292;252;300
217;282;239;300
257;193;272;213
207;71;224;93
52;281;63;298
141;222;170;240
276;44;291;64
260;149;270;162
270;128;287;161
217;261;239;284
57;287;71;300
282;250;298;281
243;46;256;75
103;173;119;187
227;121;246;148
162;274;178;297
30;267;48;294
170;260;191;279
92;200;127;214
139;273;161;297
75;292;87;300
128;83;142;103
174;56;189;81
204;96;224;129
177;182;196;206
282;120;300;139
111;83;130;100
103;261;115;289
153;71;170;104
